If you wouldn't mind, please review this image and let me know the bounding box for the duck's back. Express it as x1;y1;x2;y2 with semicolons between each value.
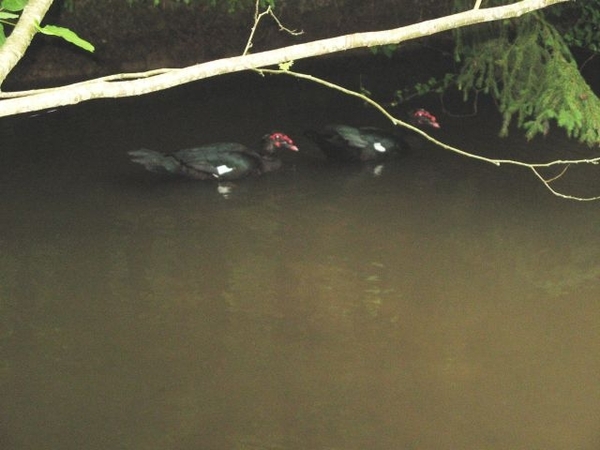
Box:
173;143;264;180
307;125;405;162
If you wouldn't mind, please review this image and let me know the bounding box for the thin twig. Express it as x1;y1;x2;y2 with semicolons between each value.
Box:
242;0;303;56
268;9;303;36
544;164;570;183
260;67;600;201
242;1;270;55
580;53;597;73
530;167;600;201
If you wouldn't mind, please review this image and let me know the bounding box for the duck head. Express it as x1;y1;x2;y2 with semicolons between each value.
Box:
411;109;441;129
262;132;299;155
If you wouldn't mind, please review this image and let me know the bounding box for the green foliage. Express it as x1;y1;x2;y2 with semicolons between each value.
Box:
2;0;27;11
546;0;600;52
452;8;599;146
0;0;94;52
37;24;95;52
278;60;293;71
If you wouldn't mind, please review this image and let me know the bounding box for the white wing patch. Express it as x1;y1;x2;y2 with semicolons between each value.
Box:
216;165;234;175
373;142;386;152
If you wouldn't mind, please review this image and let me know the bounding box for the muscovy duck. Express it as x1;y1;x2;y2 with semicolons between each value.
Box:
128;132;298;181
305;109;440;162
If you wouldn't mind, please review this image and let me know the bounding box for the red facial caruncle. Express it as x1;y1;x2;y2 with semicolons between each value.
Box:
270;132;299;151
412;109;441;128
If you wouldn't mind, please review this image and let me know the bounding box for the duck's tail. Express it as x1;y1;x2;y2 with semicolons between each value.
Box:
128;149;180;174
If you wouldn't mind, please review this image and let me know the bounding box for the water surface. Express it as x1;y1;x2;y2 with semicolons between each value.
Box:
2;56;600;450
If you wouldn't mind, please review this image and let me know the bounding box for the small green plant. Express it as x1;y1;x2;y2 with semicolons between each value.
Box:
0;0;94;51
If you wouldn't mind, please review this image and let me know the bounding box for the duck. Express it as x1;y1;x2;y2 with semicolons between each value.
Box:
305;109;440;162
128;132;298;181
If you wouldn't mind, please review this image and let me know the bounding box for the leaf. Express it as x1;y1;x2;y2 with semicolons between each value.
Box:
278;60;293;71
37;24;95;53
1;0;27;12
0;23;4;47
0;12;19;19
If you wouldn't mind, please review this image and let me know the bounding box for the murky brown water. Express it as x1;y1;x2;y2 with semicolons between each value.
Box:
2;56;600;450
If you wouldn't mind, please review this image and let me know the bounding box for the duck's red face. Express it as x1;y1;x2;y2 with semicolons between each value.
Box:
412;109;441;129
269;132;299;151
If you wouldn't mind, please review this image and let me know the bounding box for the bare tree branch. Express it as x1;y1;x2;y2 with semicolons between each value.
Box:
0;0;571;118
